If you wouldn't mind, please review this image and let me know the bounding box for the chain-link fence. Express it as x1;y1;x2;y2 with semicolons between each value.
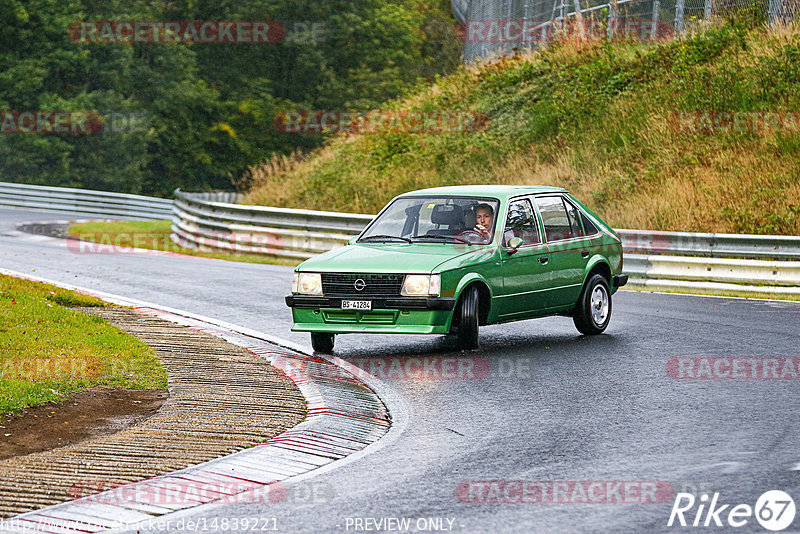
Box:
453;0;798;62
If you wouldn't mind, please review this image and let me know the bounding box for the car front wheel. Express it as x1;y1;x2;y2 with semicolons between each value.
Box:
456;286;480;350
311;332;335;353
573;274;612;335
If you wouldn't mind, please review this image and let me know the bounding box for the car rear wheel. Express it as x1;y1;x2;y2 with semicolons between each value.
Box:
456;286;480;350
311;332;335;353
573;274;612;335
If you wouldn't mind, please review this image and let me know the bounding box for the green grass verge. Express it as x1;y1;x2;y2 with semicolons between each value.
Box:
0;274;168;422
67;220;300;266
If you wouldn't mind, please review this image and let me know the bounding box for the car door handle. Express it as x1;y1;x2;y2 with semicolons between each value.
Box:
538;257;549;264
581;250;590;258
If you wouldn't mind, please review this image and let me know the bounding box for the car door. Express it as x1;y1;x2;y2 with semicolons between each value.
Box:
497;197;553;319
534;195;590;309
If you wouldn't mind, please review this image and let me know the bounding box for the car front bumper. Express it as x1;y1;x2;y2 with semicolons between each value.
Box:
286;296;456;310
286;295;457;334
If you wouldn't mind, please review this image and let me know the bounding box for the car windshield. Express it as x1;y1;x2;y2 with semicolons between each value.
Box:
359;196;500;244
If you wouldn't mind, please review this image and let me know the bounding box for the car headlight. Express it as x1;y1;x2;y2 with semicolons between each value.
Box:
401;274;440;297
293;272;323;295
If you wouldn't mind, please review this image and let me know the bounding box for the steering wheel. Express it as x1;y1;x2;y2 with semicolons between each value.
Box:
456;229;489;244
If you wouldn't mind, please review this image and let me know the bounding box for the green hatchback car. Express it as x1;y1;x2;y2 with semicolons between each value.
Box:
285;185;627;353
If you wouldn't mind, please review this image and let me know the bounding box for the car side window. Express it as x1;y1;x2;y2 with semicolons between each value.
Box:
563;198;584;238
580;211;599;235
535;196;573;242
503;199;540;246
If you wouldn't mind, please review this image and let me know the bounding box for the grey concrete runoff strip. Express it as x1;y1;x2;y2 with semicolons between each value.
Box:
0;268;406;534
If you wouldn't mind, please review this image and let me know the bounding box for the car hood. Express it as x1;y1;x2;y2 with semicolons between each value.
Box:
297;243;479;273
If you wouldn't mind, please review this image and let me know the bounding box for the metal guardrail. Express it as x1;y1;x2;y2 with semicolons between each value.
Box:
2;184;797;296
618;229;800;261
172;190;800;296
619;230;800;295
171;189;373;260
0;181;173;220
624;254;800;295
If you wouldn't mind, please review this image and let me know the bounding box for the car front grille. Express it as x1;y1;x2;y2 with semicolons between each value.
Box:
321;273;404;297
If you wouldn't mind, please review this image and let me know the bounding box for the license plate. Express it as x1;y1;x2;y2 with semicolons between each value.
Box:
341;300;371;311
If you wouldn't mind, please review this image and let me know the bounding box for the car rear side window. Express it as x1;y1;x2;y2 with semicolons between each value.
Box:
535;196;573;241
580;211;599;235
564;198;584;237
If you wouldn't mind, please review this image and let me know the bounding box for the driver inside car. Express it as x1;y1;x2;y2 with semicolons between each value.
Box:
473;203;495;241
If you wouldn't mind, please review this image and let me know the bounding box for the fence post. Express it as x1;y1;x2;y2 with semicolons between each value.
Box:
768;0;784;24
608;0;618;40
652;0;661;39
674;0;685;33
704;0;713;18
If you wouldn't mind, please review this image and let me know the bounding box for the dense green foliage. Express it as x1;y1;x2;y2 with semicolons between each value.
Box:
0;0;460;196
244;20;800;235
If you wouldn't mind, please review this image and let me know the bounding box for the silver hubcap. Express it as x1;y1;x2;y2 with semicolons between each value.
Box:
590;285;609;326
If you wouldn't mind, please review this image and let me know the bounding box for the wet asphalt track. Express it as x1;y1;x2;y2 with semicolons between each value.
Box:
2;207;800;534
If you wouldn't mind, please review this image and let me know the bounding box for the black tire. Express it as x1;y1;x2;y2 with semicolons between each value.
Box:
573;274;612;335
311;332;335;353
456;286;480;350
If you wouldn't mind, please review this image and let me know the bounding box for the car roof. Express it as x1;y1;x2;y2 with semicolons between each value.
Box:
398;185;567;200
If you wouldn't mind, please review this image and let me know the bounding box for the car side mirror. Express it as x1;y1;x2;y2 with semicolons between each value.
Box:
348;236;358;245
506;236;523;255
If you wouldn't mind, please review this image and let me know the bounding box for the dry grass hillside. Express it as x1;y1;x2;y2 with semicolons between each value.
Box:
242;20;800;235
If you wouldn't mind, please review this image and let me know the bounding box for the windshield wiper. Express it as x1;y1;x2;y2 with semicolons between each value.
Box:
410;234;470;245
360;234;412;243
